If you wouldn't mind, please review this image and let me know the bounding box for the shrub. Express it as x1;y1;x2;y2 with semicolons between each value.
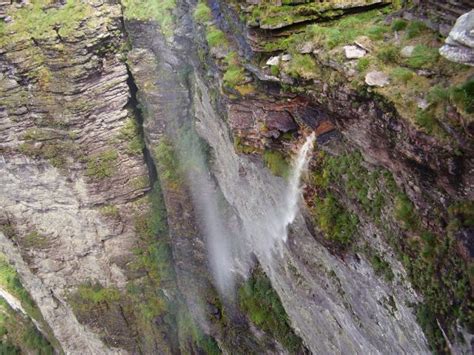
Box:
390;67;413;84
416;304;445;352
405;45;439;69
193;2;212;23
451;78;474;113
415;110;438;135
376;45;399;63
406;20;427;39
370;254;394;282
238;268;304;353
394;193;417;230
314;194;359;248
427;85;450;104
391;19;407;31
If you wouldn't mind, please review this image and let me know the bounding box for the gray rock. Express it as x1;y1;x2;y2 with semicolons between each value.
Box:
365;71;390;87
439;10;474;66
281;53;292;61
266;55;280;66
298;42;314;54
400;45;415;58
343;45;366;59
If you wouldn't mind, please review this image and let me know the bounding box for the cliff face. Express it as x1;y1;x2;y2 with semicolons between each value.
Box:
0;0;473;354
0;1;173;353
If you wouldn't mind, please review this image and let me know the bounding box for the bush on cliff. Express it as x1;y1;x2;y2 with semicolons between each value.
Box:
238;268;304;353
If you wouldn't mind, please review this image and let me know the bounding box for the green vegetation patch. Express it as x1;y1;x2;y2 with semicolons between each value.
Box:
86;150;118;179
19;129;78;169
118;118;145;155
287;54;318;80
0;298;53;355
194;2;212;24
0;254;42;322
206;26;228;48
122;0;176;38
0;0;93;44
313;193;359;248
154;139;182;189
370;254;394;281
405;20;428;39
405;45;439;69
451;77;474;114
239;268;304;353
263;150;290;178
223;52;246;89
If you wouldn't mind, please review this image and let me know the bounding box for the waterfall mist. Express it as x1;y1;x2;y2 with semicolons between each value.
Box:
174;127;236;300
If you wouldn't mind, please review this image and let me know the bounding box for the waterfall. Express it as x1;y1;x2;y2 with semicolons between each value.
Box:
281;132;316;241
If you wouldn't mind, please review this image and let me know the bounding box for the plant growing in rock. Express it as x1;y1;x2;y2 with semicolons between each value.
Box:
194;2;212;23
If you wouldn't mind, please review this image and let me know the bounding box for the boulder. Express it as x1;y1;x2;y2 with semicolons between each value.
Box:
400;45;415;58
266;55;280;66
365;71;389;87
343;45;366;59
439;10;474;66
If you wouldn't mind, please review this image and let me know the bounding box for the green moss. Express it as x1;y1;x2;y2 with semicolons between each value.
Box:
118;118;145;155
405;45;439;69
19;130;78;169
312;151;385;219
122;0;176;38
0;0;93;45
194;2;212;23
23;231;50;249
238;268;304;353
263;150;290;178
206;26;227;48
223;65;246;88
69;283;121;313
99;205;120;219
86;150;118;179
390;67;413;84
356;57;371;72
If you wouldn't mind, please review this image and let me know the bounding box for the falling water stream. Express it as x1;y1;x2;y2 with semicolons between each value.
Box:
281;132;316;241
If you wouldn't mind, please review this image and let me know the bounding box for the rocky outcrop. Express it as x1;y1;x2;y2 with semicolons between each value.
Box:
440;10;474;66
